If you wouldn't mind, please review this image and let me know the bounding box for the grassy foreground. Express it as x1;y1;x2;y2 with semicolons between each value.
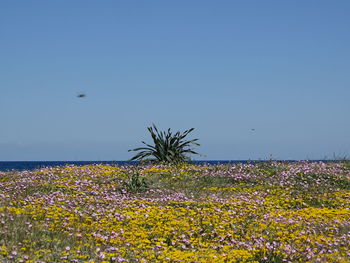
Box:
1;162;350;262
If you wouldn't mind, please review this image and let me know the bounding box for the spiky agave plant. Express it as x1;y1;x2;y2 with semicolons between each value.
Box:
129;124;200;164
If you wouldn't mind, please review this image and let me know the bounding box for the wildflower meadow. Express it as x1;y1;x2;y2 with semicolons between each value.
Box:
1;162;350;262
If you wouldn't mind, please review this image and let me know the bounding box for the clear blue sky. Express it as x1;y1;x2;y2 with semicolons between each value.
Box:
1;0;349;161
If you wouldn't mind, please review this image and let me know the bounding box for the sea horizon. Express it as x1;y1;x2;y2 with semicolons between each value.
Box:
0;159;341;172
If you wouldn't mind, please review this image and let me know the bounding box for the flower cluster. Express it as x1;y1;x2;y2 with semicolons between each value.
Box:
1;162;350;262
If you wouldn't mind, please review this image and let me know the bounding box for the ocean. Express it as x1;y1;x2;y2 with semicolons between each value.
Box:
0;160;330;172
0;160;252;171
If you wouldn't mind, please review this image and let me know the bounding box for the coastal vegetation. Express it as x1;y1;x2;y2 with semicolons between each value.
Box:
1;161;350;262
128;125;200;164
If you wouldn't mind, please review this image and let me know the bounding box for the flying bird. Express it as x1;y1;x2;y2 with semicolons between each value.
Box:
251;129;255;131
77;93;86;98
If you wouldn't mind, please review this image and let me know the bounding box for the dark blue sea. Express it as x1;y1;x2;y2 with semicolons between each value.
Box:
0;160;287;171
0;160;329;172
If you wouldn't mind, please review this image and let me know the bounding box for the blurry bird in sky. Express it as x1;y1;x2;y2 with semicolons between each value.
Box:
77;93;86;98
251;129;255;131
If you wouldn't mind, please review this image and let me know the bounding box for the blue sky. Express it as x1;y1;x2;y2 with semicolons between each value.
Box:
1;0;349;161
